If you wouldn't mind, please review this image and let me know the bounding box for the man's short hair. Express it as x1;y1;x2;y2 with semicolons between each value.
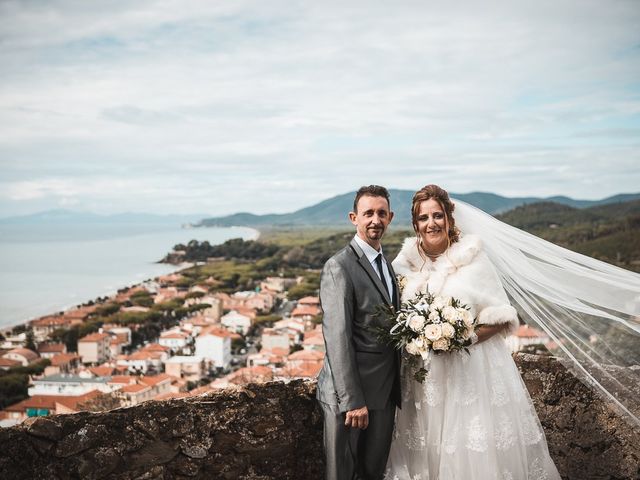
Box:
353;185;391;213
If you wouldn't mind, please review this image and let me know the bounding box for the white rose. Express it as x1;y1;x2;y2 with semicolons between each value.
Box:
405;336;426;356
436;295;453;307
405;341;420;356
460;309;474;327
462;325;475;340
407;313;426;332
423;324;443;342
430;296;447;311
432;337;450;351
428;310;440;322
441;322;456;339
442;306;457;323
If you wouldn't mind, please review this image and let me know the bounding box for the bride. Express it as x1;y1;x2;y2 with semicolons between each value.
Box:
385;184;561;480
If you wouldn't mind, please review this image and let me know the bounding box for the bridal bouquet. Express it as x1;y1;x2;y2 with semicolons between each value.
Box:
377;289;477;382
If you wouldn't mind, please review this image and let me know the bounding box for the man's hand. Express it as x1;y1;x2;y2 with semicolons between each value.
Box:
345;406;369;429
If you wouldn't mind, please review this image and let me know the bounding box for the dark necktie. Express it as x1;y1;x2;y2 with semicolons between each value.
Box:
375;253;390;297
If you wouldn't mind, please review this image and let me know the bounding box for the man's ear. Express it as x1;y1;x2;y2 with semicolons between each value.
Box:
388;211;395;223
349;211;357;225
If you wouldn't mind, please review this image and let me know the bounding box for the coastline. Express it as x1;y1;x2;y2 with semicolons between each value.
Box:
0;226;261;336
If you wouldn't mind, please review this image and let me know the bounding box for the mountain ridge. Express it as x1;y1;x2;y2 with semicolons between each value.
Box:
198;191;640;228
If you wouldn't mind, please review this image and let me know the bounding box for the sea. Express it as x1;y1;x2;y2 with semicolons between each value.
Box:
0;223;257;331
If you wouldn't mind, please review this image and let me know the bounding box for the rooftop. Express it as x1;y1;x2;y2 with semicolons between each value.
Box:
49;354;81;367
37;343;66;354
4;348;39;362
79;333;110;342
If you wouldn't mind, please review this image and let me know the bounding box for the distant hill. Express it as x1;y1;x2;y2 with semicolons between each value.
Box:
169;197;640;272
198;191;640;228
496;200;640;271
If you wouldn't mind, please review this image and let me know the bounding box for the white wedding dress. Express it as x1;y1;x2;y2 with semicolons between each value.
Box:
385;234;561;480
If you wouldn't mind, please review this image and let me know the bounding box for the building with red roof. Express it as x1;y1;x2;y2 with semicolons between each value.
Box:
117;350;165;374
31;316;71;341
0;357;21;370
2;348;39;366
164;356;207;382
44;353;81;376
159;330;191;351
290;304;321;321
2;390;101;423
302;325;325;352
119;383;153;405
211;366;273;389
297;296;320;307
78;332;111;364
37;343;67;359
195;327;232;369
280;349;324;380
506;325;550;353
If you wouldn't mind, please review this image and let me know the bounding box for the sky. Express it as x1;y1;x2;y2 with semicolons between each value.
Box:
1;0;639;217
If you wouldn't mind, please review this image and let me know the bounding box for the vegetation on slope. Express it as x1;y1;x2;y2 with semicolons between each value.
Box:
496;200;640;270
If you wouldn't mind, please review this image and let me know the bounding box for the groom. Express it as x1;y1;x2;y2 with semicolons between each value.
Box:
317;185;401;480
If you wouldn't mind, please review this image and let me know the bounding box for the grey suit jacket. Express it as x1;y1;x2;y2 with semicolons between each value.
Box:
317;238;401;412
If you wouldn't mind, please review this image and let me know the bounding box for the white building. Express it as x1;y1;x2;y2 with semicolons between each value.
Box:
28;374;115;396
192;295;224;321
159;330;191;351
116;350;164;374
2;348;39;366
164;356;207;382
78;333;111;364
261;328;291;351
104;326;132;346
272;318;305;344
221;310;253;335
0;332;27;350
195;327;232;369
37;343;67;359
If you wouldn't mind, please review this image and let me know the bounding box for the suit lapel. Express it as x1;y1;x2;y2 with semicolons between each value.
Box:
350;239;392;306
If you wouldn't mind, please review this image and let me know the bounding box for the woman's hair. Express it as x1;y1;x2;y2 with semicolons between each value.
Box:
411;184;460;244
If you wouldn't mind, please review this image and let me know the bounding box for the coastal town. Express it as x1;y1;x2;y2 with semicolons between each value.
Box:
0;268;329;426
0;255;550;428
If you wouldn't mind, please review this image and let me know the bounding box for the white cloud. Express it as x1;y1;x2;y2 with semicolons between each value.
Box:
0;0;639;216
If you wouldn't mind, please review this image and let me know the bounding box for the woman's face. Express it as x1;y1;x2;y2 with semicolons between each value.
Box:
415;198;448;254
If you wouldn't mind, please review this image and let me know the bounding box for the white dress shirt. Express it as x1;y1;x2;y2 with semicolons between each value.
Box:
353;235;394;297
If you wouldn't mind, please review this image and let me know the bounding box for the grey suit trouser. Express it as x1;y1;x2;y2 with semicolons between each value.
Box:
319;400;395;480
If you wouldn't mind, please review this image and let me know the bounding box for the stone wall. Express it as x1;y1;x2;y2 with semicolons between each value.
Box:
516;353;640;480
0;354;639;480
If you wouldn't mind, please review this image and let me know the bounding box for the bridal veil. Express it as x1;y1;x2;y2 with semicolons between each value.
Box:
451;199;640;428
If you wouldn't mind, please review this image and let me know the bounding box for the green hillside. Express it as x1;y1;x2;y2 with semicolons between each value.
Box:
173;198;640;273
198;191;640;228
496;200;640;271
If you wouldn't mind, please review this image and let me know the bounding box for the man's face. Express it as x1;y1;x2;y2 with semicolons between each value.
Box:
349;195;394;250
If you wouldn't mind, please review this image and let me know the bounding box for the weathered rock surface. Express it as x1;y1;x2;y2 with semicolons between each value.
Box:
0;355;638;479
516;353;640;480
0;380;323;480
